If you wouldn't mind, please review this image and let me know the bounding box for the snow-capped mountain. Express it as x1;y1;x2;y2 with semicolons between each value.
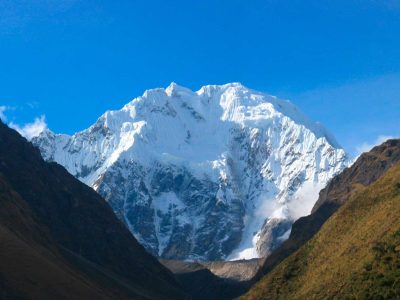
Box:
32;82;350;261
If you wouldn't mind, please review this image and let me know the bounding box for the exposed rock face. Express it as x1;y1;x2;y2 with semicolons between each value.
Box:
33;82;350;260
256;218;292;257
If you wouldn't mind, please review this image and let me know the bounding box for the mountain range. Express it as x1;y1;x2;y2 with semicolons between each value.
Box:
1;90;399;299
32;83;350;261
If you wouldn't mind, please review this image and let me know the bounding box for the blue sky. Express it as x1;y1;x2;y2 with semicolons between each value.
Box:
0;0;399;155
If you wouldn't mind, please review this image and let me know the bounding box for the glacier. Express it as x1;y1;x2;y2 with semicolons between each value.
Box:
32;82;350;261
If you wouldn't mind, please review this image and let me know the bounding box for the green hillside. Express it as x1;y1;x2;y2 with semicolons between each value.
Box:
244;161;400;299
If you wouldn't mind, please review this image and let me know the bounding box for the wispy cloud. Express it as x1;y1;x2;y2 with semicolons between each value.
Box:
0;105;16;121
9;115;47;140
356;135;395;155
0;106;8;121
287;182;323;220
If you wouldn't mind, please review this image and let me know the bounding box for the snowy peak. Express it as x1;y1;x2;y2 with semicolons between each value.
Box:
109;82;338;145
165;82;195;96
33;83;351;261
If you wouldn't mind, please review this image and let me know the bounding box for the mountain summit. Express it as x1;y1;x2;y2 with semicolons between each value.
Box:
33;83;350;260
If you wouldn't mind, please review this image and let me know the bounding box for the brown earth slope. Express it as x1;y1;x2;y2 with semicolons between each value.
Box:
243;154;400;299
0;121;187;300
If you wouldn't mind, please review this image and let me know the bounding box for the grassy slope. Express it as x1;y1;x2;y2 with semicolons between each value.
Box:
244;161;400;300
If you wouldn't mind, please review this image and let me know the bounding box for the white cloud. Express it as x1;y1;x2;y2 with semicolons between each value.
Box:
0;106;7;121
356;135;395;155
9;115;47;140
288;182;323;220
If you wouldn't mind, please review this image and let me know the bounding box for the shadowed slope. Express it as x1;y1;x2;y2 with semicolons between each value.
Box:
0;176;124;300
0;121;187;300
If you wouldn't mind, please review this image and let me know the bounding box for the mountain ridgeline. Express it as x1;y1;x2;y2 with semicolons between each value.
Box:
0;121;187;300
32;82;350;261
